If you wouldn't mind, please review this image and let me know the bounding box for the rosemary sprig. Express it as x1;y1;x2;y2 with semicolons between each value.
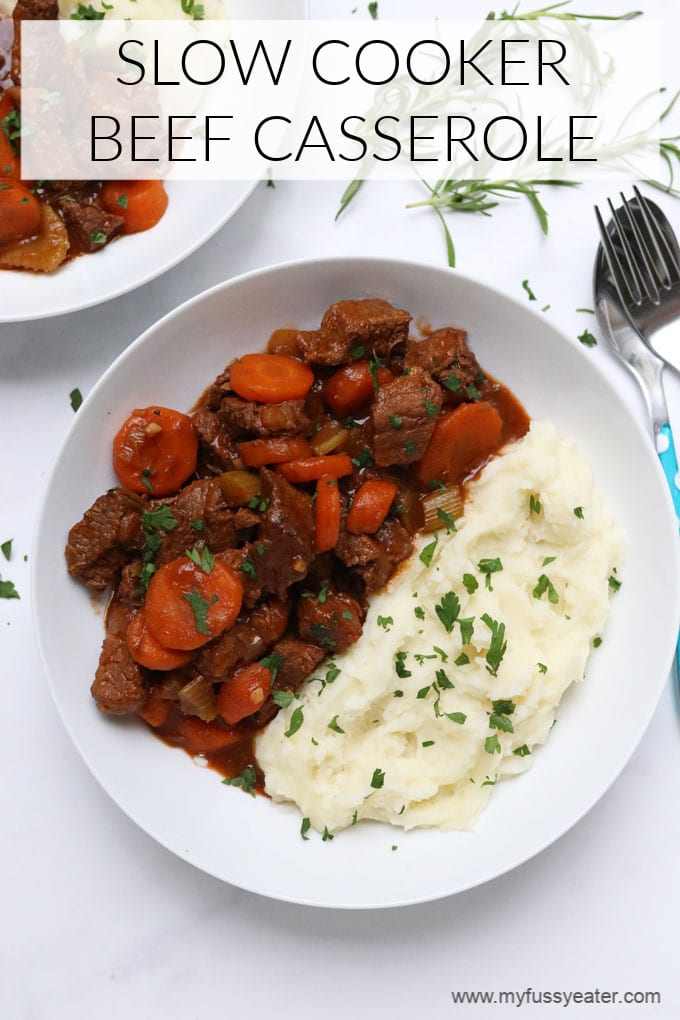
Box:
486;2;642;21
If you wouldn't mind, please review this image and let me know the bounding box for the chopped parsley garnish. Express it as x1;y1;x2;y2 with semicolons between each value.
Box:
428;479;446;491
221;765;257;796
608;574;621;592
389;414;402;429
513;744;531;757
322;826;334;841
0;577;19;599
248;495;270;512
416;685;431;699
414;605;425;620
182;589;217;636
1;539;12;561
529;493;541;515
419;533;439;567
185;546;215;574
300;817;311;840
485;734;501;754
542;556;556;566
284;705;304;737
573;506;584;519
466;383;480;401
191;518;205;532
370;767;385;789
328;715;345;734
462;573;478;595
368;351;385;392
368;1;378;18
435;591;460;633
443;372;461;392
481;614;507;677
459;617;474;644
309;622;334;649
240;557;256;579
578;328;597;347
537;662;548;674
116;193;128;209
455;652;470;666
350;344;366;359
260;651;284;682
478;557;503;591
377;615;393;631
533;574;559;604
445;712;466;724
422;740;435;747
433;645;448;662
393;689;404;697
70;2;105;17
436;507;456;533
593;636;602;648
140;468;153;494
69;387;83;412
489;699;515;733
137;503;178;593
424;396;439;417
352;447;374;469
404;439;416;455
90;230;107;246
522;279;537;301
302;581;329;604
272;688;295;709
435;668;454;689
394;650;411;678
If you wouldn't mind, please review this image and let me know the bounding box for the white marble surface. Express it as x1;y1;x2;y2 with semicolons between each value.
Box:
3;1;680;1017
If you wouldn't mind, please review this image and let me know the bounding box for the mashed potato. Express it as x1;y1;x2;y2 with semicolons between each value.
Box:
256;422;625;834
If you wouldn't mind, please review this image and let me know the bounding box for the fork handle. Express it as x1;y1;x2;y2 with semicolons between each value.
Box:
655;422;680;525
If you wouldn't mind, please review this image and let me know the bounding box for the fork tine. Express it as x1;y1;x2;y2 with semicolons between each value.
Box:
595;204;640;309
606;199;645;305
619;192;661;303
632;184;680;286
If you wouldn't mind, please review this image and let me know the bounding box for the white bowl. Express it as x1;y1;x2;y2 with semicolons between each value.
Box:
33;256;680;908
0;0;307;323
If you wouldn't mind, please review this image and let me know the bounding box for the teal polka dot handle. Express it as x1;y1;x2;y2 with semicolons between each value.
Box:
656;422;680;526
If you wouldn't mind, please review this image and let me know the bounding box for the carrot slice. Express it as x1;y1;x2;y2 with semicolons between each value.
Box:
277;454;353;484
414;401;503;487
100;180;168;233
127;610;193;671
0;94;19;179
346;480;398;535
176;716;242;754
137;687;173;728
218;662;272;725
144;555;243;651
112;405;198;497
323;362;394;417
238;436;312;468
314;474;341;552
0;180;42;244
229;354;314;403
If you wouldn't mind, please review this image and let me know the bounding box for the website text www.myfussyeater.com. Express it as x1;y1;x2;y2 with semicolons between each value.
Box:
450;988;662;1009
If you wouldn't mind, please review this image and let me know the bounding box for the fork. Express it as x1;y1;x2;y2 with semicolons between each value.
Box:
595;185;680;375
595;189;680;524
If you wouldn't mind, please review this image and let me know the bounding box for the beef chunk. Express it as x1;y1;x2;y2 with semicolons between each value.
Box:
66;489;145;590
370;366;442;466
56;198;124;253
91;599;146;715
405;328;481;392
299;299;411;365
116;561;144;608
13;0;57;17
156;479;257;565
336;518;413;593
219;396;310;438
197;598;289;679
253;470;314;599
297;592;363;654
192;406;238;474
250;636;325;727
